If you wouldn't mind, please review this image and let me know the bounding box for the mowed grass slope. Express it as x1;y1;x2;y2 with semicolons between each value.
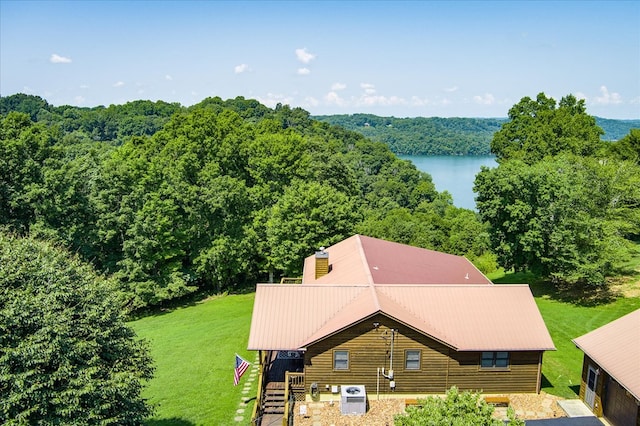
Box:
130;293;257;426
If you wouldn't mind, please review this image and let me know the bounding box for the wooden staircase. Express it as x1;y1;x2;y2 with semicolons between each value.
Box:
261;382;285;425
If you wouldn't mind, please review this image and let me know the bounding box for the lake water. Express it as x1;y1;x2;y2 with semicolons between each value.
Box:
399;155;497;210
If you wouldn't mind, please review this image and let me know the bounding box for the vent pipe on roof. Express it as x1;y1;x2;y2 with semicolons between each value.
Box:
315;247;329;279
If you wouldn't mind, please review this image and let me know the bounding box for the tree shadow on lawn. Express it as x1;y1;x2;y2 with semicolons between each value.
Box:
146;418;195;426
128;283;258;321
541;373;580;398
492;271;618;306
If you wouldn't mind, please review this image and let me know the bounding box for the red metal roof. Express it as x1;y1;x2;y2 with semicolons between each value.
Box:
302;235;492;285
249;235;553;353
248;284;555;352
573;309;640;400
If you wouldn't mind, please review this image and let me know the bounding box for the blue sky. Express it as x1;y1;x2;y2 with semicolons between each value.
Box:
1;1;639;118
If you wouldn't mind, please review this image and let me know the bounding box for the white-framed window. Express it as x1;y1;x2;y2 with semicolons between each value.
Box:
405;350;421;370
333;350;349;370
481;351;509;369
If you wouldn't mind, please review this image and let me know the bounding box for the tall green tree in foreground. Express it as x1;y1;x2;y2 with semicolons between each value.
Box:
0;232;154;425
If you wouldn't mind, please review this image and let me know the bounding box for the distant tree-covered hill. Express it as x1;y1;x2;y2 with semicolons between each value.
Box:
314;114;639;155
595;117;640;141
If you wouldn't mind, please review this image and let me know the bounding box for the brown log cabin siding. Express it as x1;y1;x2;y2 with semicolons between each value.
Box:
304;314;542;395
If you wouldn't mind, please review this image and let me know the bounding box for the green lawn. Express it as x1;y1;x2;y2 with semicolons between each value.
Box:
129;293;257;426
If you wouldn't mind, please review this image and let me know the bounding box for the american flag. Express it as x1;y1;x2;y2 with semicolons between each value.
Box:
234;354;250;386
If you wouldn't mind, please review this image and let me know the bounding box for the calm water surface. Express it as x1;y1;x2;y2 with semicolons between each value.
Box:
399;155;497;210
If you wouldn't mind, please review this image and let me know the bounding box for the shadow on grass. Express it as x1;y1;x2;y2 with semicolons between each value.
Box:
540;373;553;389
541;374;580;398
128;283;256;320
146;418;195;426
492;270;618;306
569;384;580;396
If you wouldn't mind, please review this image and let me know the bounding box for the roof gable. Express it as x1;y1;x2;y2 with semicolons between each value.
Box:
573;309;640;400
248;284;555;352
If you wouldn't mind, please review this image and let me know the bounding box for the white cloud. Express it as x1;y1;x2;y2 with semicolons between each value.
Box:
165;74;173;81
325;91;347;106
50;53;71;64
357;94;406;107
411;96;429;106
256;92;294;108
74;95;85;105
113;81;125;88
593;85;622;105
574;92;587;101
304;96;319;107
295;48;316;64
234;64;249;74
297;67;311;76
331;82;347;91
444;86;458;93
473;93;495;105
360;83;376;95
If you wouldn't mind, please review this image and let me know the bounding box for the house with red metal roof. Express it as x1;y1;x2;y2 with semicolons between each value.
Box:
573;309;640;426
248;235;555;423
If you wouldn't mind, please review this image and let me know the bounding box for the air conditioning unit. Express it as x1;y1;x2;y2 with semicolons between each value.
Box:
340;385;367;415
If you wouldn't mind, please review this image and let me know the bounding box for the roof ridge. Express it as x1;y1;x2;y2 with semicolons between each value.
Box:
355;234;375;285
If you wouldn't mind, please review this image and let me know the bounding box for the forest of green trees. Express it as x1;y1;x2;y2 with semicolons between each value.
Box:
1;94;498;313
2;93;639;309
314;112;640;155
1;92;639;423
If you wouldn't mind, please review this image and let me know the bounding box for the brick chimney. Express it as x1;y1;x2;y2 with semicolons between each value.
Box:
315;247;329;279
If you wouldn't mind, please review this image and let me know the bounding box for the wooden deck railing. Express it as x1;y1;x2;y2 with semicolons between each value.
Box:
251;350;270;425
282;372;305;426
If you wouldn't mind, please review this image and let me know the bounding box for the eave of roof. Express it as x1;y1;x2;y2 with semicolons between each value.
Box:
248;284;555;352
573;309;640;401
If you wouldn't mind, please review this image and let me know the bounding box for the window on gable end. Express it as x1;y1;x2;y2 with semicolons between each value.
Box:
405;350;421;370
334;350;349;370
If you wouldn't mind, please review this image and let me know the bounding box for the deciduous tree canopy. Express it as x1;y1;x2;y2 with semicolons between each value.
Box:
1;94;494;311
0;232;154;424
476;93;640;289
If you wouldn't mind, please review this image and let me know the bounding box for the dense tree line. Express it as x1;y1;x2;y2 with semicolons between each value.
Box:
475;93;640;289
314;113;640;155
1;94;493;312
